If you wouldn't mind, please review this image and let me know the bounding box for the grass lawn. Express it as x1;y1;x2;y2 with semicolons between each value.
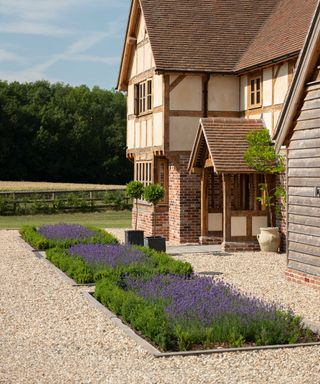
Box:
0;181;125;191
0;211;132;229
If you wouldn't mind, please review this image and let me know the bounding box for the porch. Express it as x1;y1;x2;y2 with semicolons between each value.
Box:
189;117;269;252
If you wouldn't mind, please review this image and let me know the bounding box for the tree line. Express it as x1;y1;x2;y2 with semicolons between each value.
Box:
0;80;132;184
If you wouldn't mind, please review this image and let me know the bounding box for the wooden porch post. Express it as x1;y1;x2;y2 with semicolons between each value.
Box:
201;169;209;237
223;174;232;242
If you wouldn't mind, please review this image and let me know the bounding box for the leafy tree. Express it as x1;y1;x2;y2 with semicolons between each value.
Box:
144;184;165;236
0;80;131;184
244;129;285;225
126;181;144;230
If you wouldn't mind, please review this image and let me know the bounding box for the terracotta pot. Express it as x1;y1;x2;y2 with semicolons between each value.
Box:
257;227;280;252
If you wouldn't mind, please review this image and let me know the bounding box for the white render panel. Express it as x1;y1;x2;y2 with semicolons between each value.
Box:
143;42;153;72
169;117;200;151
137;14;146;43
137;46;143;75
263;67;273;107
170;76;202;111
146;118;153;147
252;216;268;236
135;120;141;148
274;62;289;105
231;216;247;237
127;84;134;116
274;109;281;129
127;119;135;149
140;120;147;148
240;75;248;111
262;111;273;135
208;76;239;111
153;112;164;146
208;213;223;231
153;74;163;108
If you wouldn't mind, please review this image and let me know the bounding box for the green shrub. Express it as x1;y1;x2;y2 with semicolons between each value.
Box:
20;225;49;250
46;247;94;284
135;246;193;275
95;278;174;350
19;225;118;250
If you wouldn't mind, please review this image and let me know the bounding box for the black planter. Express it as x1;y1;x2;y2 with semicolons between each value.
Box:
125;230;144;246
144;236;166;252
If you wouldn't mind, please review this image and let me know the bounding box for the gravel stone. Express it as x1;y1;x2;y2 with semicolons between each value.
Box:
1;230;320;384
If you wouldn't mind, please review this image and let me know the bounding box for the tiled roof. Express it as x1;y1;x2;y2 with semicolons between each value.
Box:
140;0;318;73
189;118;264;174
235;0;319;71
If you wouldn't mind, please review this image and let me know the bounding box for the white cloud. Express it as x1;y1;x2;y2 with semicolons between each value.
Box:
0;22;72;37
0;48;22;62
0;0;84;21
68;55;120;64
0;0;128;22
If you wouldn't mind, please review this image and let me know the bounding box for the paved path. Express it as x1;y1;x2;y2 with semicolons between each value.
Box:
1;230;320;384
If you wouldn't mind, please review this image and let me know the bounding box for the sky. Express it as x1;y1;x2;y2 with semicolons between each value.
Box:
0;0;130;90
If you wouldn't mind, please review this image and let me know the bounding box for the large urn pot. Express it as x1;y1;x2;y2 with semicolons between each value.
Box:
257;227;281;252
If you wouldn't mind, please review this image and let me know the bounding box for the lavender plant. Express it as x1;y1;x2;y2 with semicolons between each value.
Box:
123;274;280;326
68;244;148;269
38;223;96;240
119;273;314;349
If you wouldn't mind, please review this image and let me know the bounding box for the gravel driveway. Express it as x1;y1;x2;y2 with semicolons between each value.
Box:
1;230;320;384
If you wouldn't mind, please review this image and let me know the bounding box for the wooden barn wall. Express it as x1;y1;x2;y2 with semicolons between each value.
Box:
287;80;320;277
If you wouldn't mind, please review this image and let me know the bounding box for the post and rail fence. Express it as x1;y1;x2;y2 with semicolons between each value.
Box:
0;189;131;215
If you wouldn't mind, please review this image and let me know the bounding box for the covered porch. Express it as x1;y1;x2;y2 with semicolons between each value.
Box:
189;117;269;252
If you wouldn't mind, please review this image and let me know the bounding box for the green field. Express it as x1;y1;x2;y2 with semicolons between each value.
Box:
0;211;132;229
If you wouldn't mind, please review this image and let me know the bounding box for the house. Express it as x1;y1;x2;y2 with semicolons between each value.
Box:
274;2;320;288
117;0;318;250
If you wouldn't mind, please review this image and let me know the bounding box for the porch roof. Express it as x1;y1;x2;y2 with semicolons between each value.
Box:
188;117;264;174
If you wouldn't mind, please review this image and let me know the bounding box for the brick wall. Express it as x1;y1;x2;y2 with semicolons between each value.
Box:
132;202;169;239
168;153;201;243
285;269;320;290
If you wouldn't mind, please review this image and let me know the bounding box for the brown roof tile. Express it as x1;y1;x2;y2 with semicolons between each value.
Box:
189;118;264;173
140;0;318;73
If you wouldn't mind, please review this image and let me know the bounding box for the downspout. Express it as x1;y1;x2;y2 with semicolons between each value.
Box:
202;74;210;117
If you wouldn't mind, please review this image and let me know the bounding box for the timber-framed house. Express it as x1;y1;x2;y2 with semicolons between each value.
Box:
117;0;318;252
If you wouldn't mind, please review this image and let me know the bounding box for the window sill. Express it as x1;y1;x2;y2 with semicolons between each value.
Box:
248;105;262;110
135;111;153;118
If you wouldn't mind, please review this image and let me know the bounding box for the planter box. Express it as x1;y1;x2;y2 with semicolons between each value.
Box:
125;230;144;246
144;236;166;252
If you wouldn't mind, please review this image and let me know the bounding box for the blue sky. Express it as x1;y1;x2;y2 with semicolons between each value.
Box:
0;0;130;89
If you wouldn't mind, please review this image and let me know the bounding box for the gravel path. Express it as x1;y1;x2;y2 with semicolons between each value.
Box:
1;230;320;384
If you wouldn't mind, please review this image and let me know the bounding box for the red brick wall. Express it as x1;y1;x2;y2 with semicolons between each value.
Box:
168;153;201;243
285;269;320;290
132;202;169;239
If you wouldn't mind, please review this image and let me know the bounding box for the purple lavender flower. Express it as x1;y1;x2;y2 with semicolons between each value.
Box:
38;223;96;240
123;274;281;327
68;244;148;268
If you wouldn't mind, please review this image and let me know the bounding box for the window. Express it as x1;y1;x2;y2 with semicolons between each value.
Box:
134;158;168;204
134;79;152;115
135;160;152;186
249;75;262;108
156;158;168;204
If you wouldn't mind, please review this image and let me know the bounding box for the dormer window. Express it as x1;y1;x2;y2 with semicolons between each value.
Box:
134;79;152;115
249;74;262;109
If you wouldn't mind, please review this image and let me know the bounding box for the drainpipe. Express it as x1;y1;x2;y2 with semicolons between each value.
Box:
202;74;210;118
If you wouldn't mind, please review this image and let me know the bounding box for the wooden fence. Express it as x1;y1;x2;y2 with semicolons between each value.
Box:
0;189;131;215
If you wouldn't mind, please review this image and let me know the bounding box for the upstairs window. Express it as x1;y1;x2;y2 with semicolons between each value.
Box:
249;75;262;109
134;79;152;115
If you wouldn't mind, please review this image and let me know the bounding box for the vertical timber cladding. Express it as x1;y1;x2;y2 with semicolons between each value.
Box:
287;80;320;278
